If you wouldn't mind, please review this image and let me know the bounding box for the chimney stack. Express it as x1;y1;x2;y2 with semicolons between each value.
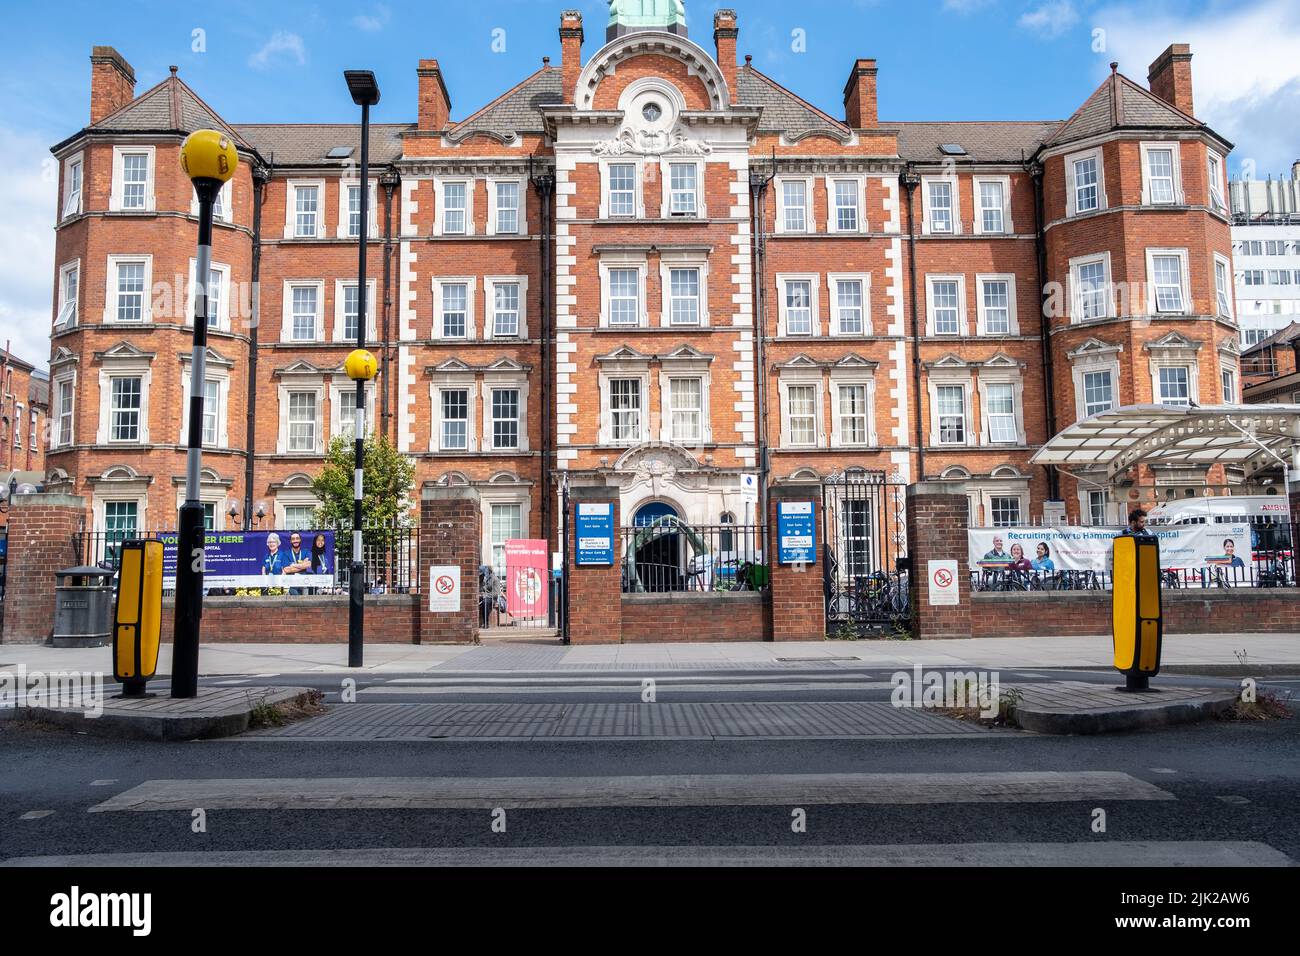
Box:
416;59;452;132
843;58;878;128
1147;43;1194;116
560;10;584;104
714;10;739;105
90;46;135;124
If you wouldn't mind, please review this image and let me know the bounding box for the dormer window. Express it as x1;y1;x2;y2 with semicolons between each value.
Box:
642;102;662;122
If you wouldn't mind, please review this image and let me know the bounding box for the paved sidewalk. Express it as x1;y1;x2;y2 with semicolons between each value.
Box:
0;633;1296;676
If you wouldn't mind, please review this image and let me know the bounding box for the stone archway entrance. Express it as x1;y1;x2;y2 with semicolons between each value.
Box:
630;501;681;592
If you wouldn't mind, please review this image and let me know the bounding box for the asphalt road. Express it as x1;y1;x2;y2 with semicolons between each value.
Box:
1;666;1297;867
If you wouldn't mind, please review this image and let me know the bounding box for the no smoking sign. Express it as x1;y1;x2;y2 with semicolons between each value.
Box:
428;565;461;612
927;560;959;606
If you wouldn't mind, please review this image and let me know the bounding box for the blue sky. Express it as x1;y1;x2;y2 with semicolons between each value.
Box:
3;0;1299;368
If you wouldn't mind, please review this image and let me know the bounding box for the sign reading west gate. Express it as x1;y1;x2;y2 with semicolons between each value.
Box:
777;501;816;564
576;503;614;566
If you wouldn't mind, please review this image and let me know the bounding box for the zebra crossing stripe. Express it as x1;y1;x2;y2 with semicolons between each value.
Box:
89;771;1174;813
4;842;1290;868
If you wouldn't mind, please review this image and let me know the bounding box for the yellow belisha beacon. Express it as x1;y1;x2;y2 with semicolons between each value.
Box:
1111;533;1163;691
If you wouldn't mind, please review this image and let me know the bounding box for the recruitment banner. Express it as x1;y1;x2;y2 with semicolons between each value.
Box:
160;530;336;589
504;538;549;619
967;523;1254;574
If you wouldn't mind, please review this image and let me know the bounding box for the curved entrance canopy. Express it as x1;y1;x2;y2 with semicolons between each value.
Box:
1029;404;1300;481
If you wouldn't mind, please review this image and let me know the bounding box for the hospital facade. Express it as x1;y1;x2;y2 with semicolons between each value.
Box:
43;2;1243;570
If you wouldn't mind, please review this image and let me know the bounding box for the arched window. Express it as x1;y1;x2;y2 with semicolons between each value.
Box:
719;511;735;552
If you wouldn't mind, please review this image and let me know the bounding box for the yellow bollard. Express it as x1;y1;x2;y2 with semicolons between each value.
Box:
113;539;164;698
1111;534;1163;691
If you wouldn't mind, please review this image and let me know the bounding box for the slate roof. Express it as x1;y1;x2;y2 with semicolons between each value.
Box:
446;68;565;141
1243;322;1300;357
1044;69;1207;148
233;123;410;167
29;373;49;409
893;121;1061;164
86;69;252;150
736;67;849;140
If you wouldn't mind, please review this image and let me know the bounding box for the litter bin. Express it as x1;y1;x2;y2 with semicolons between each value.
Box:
52;566;116;648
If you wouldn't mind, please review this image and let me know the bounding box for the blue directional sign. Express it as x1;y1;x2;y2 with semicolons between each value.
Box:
777;501;816;564
576;502;615;566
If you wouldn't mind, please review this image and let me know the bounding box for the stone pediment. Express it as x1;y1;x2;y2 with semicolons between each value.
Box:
1144;330;1202;352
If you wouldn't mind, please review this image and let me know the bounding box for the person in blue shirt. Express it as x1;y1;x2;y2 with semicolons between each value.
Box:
262;533;291;575
1031;541;1055;572
283;531;312;594
1222;538;1246;570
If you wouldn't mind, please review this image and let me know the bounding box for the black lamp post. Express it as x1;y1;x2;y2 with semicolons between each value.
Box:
344;70;380;668
174;130;238;699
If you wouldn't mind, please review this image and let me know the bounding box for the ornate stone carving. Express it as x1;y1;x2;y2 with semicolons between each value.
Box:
592;126;712;157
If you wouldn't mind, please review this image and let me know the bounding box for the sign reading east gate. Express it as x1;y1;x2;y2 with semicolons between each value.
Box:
777;501;816;564
576;503;615;566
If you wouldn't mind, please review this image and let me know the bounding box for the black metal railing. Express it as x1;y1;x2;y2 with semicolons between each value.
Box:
479;568;564;631
620;522;769;593
971;553;1297;592
73;521;420;596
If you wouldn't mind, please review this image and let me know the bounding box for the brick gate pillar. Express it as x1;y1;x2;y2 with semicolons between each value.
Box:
1;492;86;645
566;485;621;645
418;484;481;644
905;481;972;640
767;482;825;642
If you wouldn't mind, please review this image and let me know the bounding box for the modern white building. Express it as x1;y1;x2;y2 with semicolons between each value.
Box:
1230;162;1300;347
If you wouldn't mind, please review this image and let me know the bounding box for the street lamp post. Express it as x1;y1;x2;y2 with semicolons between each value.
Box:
175;130;239;699
344;70;381;668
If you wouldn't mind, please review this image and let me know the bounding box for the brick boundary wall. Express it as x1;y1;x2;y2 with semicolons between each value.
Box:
417;483;482;644
164;594;420;644
973;588;1300;637
905;481;973;640
767;482;825;642
567;485;622;645
1;493;86;645
622;591;770;642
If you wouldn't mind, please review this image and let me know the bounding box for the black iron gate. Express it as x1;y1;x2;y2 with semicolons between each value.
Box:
822;470;910;636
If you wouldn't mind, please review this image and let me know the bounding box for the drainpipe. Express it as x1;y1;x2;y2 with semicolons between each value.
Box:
379;170;398;441
749;160;774;525
900;166;926;482
243;162;270;530
1028;159;1061;500
530;160;556;542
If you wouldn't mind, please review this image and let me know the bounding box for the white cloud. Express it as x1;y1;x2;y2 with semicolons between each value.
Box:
0;126;57;372
1019;0;1080;38
943;0;995;12
353;5;391;32
248;32;306;70
1096;0;1300;173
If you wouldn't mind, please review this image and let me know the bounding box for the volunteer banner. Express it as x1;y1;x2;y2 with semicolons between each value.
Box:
968;523;1253;574
159;530;336;589
504;538;549;619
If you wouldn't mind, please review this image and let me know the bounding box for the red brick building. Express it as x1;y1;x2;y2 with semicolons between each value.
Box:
0;348;49;518
44;3;1240;567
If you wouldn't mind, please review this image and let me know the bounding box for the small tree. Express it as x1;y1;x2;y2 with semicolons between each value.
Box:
310;433;416;536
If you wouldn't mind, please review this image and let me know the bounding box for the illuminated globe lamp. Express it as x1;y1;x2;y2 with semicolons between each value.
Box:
171;129;239;700
345;349;378;382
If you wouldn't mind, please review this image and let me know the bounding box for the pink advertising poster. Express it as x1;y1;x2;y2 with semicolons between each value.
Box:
505;539;549;619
